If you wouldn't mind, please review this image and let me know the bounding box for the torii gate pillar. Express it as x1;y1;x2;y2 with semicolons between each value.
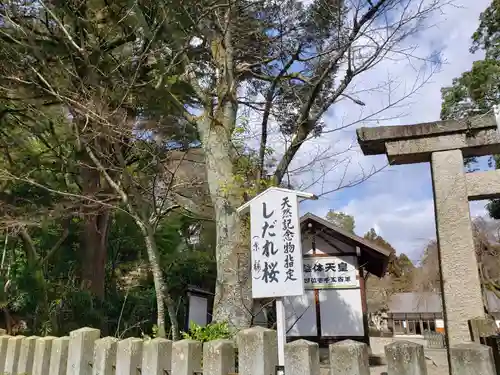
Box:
357;113;500;351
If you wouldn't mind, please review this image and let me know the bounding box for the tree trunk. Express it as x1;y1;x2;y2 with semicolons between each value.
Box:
79;155;110;299
199;115;253;329
136;220;179;340
196;20;253;329
211;208;252;329
164;292;180;340
81;211;110;299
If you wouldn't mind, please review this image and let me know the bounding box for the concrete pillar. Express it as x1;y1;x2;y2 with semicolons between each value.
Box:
33;337;55;375
431;150;484;346
18;335;38;374
285;339;320;375
49;336;69;375
66;327;100;375
92;337;118;375
142;338;172;375
203;339;235;375
115;338;143;375
237;327;278;375
4;335;24;375
172;339;202;375
450;343;495;375
385;341;427;375
329;339;369;375
0;335;12;374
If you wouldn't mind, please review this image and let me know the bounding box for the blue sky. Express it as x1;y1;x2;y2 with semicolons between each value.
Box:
290;0;494;262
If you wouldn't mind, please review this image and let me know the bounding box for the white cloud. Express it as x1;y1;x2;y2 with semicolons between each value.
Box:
297;0;494;259
335;194;489;263
470;200;489;219
343;194;436;262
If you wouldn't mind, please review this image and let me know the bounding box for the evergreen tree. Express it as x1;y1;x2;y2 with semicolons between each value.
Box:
325;210;355;234
440;0;500;217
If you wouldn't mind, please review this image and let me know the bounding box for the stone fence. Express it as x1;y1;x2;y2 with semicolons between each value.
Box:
0;326;496;375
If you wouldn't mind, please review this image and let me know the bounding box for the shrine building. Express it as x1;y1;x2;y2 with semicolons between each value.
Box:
282;213;392;346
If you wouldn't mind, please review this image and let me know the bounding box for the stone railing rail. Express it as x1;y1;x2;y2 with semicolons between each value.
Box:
0;326;496;375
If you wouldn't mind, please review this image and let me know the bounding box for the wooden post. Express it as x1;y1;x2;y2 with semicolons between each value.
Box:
276;298;286;374
357;246;369;346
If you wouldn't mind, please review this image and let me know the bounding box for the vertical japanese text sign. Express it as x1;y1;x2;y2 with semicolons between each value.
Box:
246;188;308;298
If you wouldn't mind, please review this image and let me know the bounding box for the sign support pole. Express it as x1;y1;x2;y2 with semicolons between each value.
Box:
236;187;317;375
275;297;286;375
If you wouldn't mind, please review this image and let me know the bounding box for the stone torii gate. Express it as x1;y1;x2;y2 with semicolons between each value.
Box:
356;112;500;347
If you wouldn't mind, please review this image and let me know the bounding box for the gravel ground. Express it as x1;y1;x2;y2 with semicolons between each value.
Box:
319;349;449;375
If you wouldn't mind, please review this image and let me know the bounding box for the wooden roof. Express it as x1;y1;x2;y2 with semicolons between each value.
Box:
300;213;392;277
388;291;500;313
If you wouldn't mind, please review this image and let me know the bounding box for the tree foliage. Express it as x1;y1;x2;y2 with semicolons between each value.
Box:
360;226;412;316
0;0;216;338
412;240;441;294
413;217;500;314
0;210;215;337
0;0;451;333
157;0;445;328
440;0;500;216
325;210;355;234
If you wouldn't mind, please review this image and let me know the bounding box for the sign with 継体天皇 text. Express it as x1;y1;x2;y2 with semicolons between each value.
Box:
248;189;305;298
303;256;358;289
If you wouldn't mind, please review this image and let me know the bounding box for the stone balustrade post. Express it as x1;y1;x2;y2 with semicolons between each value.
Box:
142;338;172;375
4;335;24;375
237;326;278;375
49;336;69;375
17;335;39;374
329;339;369;375
203;339;235;375
0;335;11;374
285;339;320;375
385;341;427;375
450;343;495;375
93;337;118;375
115;338;143;375
33;336;55;375
66;327;100;375
172;339;202;375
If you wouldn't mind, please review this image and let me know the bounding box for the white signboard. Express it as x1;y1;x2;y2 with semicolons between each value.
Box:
303;256;358;289
249;189;305;298
188;295;208;328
